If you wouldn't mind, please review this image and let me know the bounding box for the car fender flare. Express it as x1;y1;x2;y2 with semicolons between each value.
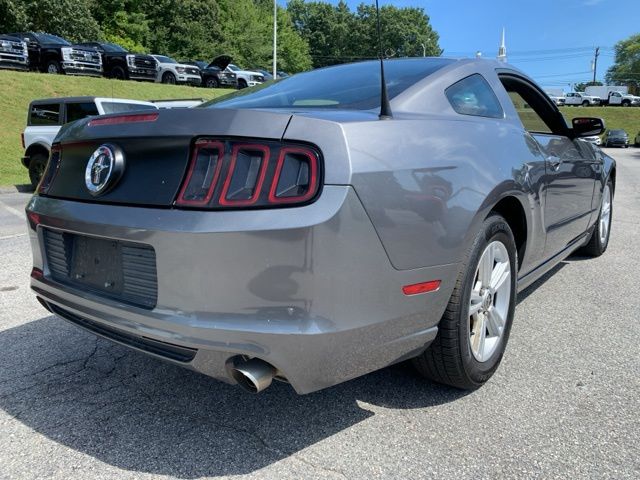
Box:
24;141;52;165
463;182;534;270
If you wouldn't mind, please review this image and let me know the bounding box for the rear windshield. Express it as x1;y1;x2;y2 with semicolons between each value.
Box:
100;102;157;114
203;58;455;111
29;103;61;126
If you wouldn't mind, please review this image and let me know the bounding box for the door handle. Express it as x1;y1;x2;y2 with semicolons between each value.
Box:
548;156;562;170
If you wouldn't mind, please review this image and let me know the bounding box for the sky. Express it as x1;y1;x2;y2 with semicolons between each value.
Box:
290;0;639;92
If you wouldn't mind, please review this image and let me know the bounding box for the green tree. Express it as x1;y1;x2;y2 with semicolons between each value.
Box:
0;0;28;33
605;34;640;88
90;0;150;52
15;0;101;42
574;81;603;92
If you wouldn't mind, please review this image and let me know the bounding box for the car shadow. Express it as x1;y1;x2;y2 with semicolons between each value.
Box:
517;261;567;304
0;315;467;477
13;184;34;193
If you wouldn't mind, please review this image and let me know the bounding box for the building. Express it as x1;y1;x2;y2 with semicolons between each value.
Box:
497;28;507;63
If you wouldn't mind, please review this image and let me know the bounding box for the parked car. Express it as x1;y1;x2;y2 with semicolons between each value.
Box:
277;71;290;78
603;129;629;148
545;92;565;106
564;92;600;106
151;55;201;85
603;91;640;107
187;55;237;89
77;42;158;81
252;68;274;81
22;96;157;188
225;63;265;88
0;34;29;70
9;32;102;76
27;58;615;396
581;135;601;146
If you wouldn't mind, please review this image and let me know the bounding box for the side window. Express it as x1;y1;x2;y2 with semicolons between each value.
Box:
29;103;61;126
506;91;552;134
445;74;503;118
66;102;99;122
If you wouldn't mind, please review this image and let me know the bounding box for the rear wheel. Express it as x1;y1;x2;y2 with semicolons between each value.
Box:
162;72;176;84
205;77;219;88
28;153;48;190
238;78;248;89
579;179;613;257
622;101;630;107
413;214;517;390
46;60;61;74
582;100;589;107
111;66;126;80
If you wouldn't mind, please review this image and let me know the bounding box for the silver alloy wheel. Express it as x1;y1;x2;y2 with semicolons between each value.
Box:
599;184;612;245
47;63;59;74
468;241;511;362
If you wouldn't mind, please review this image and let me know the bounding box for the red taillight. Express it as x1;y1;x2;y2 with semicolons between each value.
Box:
176;140;225;206
176;139;321;209
402;280;441;296
219;144;270;206
88;113;159;127
38;144;61;195
268;147;319;204
31;267;44;280
26;211;41;230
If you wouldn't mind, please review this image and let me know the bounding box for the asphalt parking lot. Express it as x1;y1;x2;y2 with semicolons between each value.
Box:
1;148;639;479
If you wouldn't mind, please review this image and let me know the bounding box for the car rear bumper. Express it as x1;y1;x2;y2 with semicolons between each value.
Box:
26;187;458;393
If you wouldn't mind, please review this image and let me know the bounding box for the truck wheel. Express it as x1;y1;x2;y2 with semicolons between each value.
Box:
582;100;589;107
205;77;219;88
46;60;62;75
111;66;126;80
28;153;48;190
412;214;517;390
622;101;630;107
162;72;176;84
238;79;248;89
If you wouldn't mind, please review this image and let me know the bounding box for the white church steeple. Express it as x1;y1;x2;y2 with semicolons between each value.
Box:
497;28;507;63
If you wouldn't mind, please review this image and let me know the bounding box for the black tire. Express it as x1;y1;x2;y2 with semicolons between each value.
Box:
111;66;126;80
579;178;613;257
238;78;248;89
413;214;518;390
46;60;62;75
205;77;219;88
162;72;176;84
28;153;48;190
622;101;630;107
582;100;589;107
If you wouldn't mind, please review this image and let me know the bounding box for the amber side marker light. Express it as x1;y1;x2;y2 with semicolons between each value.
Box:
402;280;441;296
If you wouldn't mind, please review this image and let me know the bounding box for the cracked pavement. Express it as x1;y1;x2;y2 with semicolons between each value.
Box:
1;147;639;479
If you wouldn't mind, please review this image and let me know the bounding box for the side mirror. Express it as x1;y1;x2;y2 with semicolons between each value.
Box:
572;117;605;137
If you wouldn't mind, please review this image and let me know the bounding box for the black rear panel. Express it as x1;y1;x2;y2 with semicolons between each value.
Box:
46;136;190;206
43;229;158;309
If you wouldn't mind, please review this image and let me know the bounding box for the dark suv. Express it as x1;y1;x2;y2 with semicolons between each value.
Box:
0;34;29;70
77;42;158;81
184;55;237;88
9;32;102;76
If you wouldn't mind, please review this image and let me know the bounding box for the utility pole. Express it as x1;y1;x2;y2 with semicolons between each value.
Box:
592;47;600;84
273;0;277;78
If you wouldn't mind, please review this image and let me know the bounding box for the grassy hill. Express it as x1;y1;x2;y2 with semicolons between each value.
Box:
559;106;640;141
0;70;228;187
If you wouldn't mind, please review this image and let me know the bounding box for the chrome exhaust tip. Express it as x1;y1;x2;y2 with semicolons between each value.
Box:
230;358;276;393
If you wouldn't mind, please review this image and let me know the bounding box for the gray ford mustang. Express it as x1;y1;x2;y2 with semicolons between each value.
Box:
26;58;615;394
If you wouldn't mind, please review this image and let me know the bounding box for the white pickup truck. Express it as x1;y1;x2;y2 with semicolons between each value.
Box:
604;91;640;107
22;96;157;188
564;92;600;106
